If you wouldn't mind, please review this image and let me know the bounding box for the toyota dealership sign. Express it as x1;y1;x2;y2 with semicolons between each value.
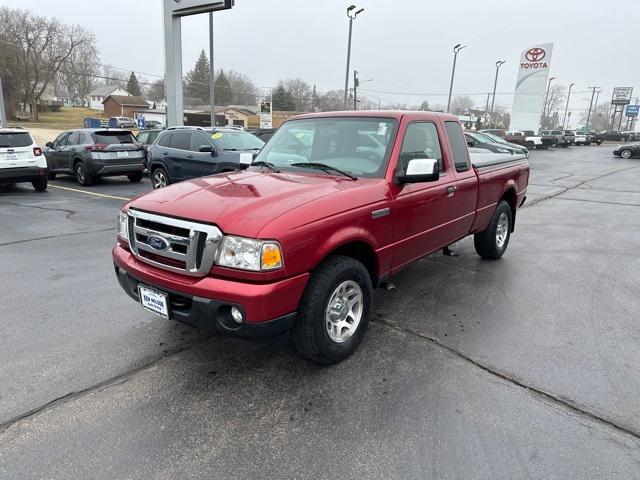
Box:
510;43;554;132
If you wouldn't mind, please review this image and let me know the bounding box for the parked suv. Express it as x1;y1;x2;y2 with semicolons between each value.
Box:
109;117;136;129
148;126;264;189
0;128;48;191
44;129;145;186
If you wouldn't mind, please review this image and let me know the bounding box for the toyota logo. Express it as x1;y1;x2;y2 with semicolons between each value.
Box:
525;48;546;62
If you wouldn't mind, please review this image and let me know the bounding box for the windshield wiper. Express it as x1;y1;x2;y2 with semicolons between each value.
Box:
291;162;357;180
251;160;280;173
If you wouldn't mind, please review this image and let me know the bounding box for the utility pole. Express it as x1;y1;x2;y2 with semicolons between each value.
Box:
209;12;215;127
490;60;505;128
343;5;364;110
0;78;6;128
353;70;359;110
585;86;599;132
562;82;574;129
447;44;467;113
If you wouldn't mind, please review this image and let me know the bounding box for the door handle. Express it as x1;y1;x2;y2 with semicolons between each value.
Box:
445;186;456;197
186;154;193;159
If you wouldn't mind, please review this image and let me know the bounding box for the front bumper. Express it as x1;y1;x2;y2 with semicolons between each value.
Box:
0;166;47;184
113;245;309;337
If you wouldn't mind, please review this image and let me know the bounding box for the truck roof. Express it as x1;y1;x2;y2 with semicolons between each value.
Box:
288;110;460;123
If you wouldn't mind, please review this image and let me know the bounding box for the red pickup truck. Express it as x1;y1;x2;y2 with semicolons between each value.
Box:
113;111;529;364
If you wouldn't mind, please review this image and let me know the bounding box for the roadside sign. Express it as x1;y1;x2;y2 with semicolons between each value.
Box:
625;105;639;117
260;99;272;129
612;87;633;105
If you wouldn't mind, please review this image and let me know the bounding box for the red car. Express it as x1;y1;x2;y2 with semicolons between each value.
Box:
113;111;529;364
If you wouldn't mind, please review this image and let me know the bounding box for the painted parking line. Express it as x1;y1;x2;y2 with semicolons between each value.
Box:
49;184;131;201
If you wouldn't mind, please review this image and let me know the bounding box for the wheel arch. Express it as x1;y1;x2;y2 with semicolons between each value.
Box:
500;185;518;232
313;232;380;287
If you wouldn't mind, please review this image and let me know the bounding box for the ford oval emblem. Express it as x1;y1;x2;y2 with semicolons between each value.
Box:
147;235;169;251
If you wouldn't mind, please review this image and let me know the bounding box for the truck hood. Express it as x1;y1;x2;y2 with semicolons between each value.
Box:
128;170;379;237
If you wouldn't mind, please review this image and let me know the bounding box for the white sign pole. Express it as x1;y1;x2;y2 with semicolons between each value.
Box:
0;78;6;127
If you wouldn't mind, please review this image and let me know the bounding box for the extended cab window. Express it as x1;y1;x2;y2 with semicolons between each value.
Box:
444;121;471;173
399;122;443;172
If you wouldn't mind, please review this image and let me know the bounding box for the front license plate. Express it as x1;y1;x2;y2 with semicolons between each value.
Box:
117;151;129;157
138;285;169;318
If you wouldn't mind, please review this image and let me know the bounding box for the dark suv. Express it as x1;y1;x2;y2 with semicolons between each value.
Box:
147;126;264;189
45;129;145;186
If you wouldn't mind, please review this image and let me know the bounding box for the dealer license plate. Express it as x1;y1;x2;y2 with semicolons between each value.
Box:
138;285;169;318
5;153;18;161
117;151;129;157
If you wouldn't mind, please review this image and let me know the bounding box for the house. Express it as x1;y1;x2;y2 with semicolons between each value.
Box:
87;85;130;111
215;105;260;128
102;95;150;117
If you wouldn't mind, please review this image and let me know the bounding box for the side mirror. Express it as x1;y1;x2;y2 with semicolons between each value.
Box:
199;145;214;154
45;142;54;148
396;158;439;185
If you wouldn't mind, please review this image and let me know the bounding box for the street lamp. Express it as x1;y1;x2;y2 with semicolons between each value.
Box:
489;60;505;128
446;43;467;113
541;76;556;130
562;82;575;129
343;5;365;110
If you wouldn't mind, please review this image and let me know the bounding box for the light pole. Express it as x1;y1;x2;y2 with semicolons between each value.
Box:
489;60;505;128
585;86;600;132
540;76;556;130
562;82;574;129
343;5;364;110
446;44;467;113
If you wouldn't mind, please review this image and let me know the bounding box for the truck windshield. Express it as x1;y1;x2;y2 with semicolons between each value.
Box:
255;117;397;178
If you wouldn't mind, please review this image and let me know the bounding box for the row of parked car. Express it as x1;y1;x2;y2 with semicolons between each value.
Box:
2;121;639;193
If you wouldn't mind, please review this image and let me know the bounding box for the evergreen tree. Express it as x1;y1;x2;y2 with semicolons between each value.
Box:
184;50;211;103
272;83;295;111
214;69;233;106
127;72;141;96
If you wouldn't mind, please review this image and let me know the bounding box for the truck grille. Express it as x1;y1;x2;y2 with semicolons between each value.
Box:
127;209;222;277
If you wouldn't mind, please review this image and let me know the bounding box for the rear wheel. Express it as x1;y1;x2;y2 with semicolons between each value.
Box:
74;161;94;186
525;141;534;150
32;177;48;191
474;200;512;260
127;172;143;183
151;167;170;189
292;255;372;364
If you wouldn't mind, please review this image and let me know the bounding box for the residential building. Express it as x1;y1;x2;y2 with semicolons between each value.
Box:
87;85;130;111
102;95;150;117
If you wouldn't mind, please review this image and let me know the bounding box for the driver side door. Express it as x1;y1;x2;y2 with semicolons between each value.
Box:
46;132;70;171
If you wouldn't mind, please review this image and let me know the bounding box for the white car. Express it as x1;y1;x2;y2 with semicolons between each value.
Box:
0;128;48;191
572;131;589;145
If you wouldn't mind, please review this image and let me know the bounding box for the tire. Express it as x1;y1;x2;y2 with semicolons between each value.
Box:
292;255;373;364
585;142;591;146
31;177;48;191
525;141;535;150
74;161;94;186
596;140;602;145
151;167;170;189
48;171;56;180
119;124;125;129
127;172;143;183
620;149;632;159
474;200;513;260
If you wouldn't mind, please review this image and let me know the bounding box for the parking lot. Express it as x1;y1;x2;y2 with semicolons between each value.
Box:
1;144;640;478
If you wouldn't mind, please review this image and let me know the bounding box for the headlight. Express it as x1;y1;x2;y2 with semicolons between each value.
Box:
117;211;128;240
216;235;283;271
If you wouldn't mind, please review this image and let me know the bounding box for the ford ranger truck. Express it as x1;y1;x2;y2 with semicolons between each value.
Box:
113;111;529;364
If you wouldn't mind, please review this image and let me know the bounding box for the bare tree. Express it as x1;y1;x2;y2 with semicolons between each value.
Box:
542;84;566;129
101;65;128;89
0;7;95;120
317;90;344;112
282;78;312;111
147;79;165;102
579;102;610;132
227;70;258;105
58;41;99;105
450;95;474;114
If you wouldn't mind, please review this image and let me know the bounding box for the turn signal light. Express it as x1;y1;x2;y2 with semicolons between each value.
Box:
261;243;283;270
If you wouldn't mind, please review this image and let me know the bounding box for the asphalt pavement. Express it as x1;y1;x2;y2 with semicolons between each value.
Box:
1;144;639;479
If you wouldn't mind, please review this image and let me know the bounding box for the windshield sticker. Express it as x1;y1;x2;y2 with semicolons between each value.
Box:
296;132;305;139
212;132;224;139
377;123;387;136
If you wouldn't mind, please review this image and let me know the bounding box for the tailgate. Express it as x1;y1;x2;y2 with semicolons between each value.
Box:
0;131;36;169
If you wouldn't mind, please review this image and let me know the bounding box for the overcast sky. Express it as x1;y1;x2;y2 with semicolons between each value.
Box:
4;0;640;125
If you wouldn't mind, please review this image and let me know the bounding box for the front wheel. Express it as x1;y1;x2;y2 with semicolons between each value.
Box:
620;149;632;159
292;255;372;364
474;200;512;260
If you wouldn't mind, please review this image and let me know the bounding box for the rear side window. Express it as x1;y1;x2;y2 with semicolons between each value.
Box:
444;121;471;173
67;132;81;145
93;131;136;144
0;132;33;147
157;133;172;147
399;122;443;171
169;132;190;150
